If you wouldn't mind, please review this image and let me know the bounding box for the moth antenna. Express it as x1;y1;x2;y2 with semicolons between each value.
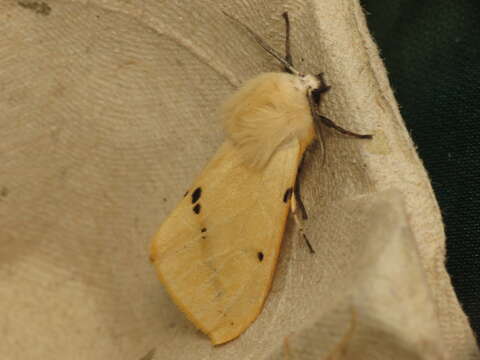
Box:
223;11;300;76
282;12;294;72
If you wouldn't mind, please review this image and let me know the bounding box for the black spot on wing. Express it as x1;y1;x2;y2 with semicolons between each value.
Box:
193;203;201;214
201;227;207;233
184;190;189;197
257;252;264;262
191;187;202;204
283;187;293;203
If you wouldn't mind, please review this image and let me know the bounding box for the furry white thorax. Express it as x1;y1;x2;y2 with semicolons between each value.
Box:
222;72;318;170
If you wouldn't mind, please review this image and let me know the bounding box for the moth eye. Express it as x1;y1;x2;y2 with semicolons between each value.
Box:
257;252;264;262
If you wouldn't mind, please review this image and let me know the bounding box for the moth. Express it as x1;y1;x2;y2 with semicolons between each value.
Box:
149;12;372;345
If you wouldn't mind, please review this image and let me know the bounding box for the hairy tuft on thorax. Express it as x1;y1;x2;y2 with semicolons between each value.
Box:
221;73;315;169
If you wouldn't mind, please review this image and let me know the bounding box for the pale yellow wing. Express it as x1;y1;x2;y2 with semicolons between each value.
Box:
150;139;301;345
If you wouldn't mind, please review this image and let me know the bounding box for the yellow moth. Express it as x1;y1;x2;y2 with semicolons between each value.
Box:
149;13;372;345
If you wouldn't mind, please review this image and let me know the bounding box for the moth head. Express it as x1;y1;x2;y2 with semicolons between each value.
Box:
223;12;329;110
312;73;331;104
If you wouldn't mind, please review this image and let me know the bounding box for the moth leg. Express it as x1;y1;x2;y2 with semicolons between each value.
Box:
307;91;328;165
291;192;315;254
316;114;373;139
294;156;308;220
307;89;373;140
282;12;294;72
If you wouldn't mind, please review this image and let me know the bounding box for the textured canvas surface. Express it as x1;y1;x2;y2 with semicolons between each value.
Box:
0;0;477;359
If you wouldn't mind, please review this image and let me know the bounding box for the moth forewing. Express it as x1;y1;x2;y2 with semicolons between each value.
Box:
151;137;303;344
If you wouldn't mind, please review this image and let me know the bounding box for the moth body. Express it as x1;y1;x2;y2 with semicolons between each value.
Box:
150;71;315;345
223;72;317;169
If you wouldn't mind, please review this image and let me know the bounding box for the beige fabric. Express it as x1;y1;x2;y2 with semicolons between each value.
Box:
0;0;477;359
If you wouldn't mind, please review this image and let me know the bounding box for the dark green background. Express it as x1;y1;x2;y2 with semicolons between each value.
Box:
361;0;479;340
